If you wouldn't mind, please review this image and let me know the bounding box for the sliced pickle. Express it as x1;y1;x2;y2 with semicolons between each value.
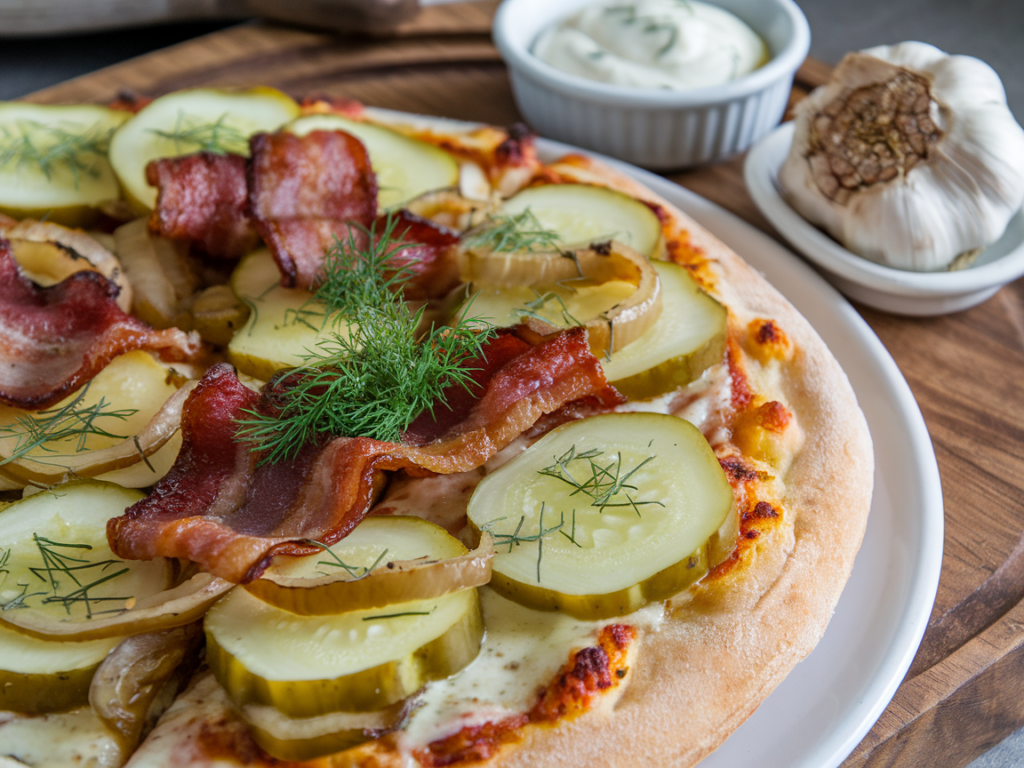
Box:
467;413;733;620
109;87;299;212
0;351;182;485
227;248;351;381
0;102;129;226
239;701;402;762
0;620;120;714
288;114;459;210
601;260;728;400
499;183;665;258
0;481;175;636
246;516;492;616
206;587;483;718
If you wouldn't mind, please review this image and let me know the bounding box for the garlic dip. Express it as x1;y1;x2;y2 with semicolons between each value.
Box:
533;0;769;91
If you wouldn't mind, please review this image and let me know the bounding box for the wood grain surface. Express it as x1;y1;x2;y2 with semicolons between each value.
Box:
23;5;1024;767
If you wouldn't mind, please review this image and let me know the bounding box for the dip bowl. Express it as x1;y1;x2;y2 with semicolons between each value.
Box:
492;0;810;169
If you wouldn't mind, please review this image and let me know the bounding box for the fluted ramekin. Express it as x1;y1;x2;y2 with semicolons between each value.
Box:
493;0;810;169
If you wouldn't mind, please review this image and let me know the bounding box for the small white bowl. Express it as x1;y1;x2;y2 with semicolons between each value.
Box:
492;0;810;169
745;122;1024;316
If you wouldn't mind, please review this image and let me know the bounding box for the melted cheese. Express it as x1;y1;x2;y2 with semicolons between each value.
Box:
399;588;664;750
0;708;123;768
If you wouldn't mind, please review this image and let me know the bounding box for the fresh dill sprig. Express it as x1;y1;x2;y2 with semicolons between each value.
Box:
148;111;249;156
0;582;47;612
235;213;495;464
23;535;130;618
0;119;114;188
464;209;562;254
0;383;138;467
301;539;390;579
482;504;571;583
538;445;664;517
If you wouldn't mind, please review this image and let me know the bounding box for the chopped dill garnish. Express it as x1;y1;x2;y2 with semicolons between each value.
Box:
301;539;390;580
538;445;664;517
0;383;138;467
514;289;584;328
4;534;132;618
362;608;435;621
0;119;114;188
482;504;571;583
464;209;562;254
148;111;249;156
235;213;494;464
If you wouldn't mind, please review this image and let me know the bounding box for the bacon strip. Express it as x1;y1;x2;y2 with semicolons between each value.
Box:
146;153;259;260
247;130;378;290
108;327;621;583
380;209;461;301
0;243;200;410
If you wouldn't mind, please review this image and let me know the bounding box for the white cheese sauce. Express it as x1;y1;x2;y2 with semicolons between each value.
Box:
0;708;122;768
616;362;732;448
399;588;665;750
533;0;769;91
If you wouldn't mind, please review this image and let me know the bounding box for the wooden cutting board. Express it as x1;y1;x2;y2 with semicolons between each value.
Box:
23;5;1024;766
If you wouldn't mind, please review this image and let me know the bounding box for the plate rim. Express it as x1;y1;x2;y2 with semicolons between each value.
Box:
744;121;1024;296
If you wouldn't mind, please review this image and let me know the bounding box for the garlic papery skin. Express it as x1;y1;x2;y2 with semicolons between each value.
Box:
778;41;1024;272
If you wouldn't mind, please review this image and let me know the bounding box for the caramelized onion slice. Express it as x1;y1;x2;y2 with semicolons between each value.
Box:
0;379;197;486
89;623;204;753
245;516;493;616
4;220;133;312
460;241;661;356
4;570;232;643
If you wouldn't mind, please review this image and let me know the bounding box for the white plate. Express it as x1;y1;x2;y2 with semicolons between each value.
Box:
745;122;1024;316
353;110;944;767
607;154;944;768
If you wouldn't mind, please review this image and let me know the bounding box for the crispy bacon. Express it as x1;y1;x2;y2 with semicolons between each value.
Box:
108;327;618;583
146;153;259;260
247;130;378;290
381;209;461;301
0;243;200;410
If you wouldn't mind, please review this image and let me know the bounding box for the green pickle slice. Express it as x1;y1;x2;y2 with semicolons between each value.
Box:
499;183;665;258
467;413;734;619
205;586;483;719
600;260;727;399
288;114;459;209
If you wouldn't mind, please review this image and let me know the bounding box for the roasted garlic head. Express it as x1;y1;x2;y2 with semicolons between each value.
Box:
779;42;1024;272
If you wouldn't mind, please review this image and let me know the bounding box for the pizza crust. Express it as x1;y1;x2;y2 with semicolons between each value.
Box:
474;156;874;768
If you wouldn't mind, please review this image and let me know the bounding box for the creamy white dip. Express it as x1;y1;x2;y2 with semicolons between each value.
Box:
533;0;769;91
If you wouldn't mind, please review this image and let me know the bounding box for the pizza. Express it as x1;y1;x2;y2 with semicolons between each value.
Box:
0;88;873;768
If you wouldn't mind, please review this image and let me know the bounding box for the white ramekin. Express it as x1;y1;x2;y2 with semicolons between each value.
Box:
492;0;810;170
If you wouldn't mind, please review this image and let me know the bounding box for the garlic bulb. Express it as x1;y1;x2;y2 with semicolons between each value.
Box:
779;41;1024;271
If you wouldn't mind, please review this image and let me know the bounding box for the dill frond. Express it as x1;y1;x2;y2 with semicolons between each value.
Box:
0;119;114;188
235;213;494;464
0;383;138;467
464;209;562;254
148;111;249;156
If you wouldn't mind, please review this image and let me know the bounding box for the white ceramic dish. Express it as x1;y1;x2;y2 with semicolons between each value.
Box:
492;0;809;169
745;122;1024;316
